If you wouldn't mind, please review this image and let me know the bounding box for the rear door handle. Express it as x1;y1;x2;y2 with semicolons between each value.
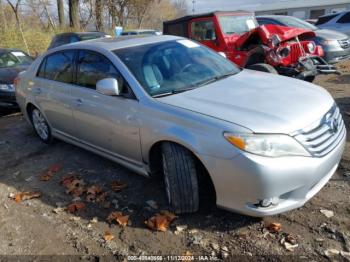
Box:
76;98;83;106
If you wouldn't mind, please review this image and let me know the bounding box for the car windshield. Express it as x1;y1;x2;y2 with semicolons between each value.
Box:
113;40;240;97
0;51;33;68
273;16;317;30
218;15;258;35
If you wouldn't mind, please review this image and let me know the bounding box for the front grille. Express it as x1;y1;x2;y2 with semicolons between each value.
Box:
293;105;345;157
339;39;350;49
289;42;309;64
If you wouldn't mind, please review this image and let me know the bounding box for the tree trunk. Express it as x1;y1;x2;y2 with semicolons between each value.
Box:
57;0;64;27
69;0;80;29
95;0;103;31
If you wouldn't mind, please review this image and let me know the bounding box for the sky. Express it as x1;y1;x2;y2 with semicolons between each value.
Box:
188;0;290;13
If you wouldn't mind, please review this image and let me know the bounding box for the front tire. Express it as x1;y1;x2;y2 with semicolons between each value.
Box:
161;142;199;214
247;63;278;74
30;107;52;144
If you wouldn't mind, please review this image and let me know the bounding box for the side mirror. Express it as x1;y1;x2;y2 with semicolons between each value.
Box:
96;78;122;96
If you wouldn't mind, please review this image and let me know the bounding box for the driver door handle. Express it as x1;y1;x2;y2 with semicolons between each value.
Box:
76;98;83;106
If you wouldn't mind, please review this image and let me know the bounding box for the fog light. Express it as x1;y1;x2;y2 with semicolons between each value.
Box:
258;197;279;207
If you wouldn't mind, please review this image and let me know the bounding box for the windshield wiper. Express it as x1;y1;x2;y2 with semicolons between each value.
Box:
152;71;237;98
152;87;198;98
193;71;237;87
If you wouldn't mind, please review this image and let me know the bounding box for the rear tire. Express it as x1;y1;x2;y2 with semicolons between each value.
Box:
30;107;53;144
161;142;199;214
247;63;278;74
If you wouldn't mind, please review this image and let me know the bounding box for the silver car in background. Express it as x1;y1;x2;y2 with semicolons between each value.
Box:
15;36;346;217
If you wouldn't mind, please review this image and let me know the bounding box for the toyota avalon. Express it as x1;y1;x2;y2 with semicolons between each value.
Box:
15;36;346;217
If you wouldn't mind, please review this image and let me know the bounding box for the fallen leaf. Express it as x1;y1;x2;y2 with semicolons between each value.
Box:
111;181;128;192
160;210;177;222
285;234;298;245
40;164;62;181
9;191;42;203
66;202;85;213
60;173;81;186
320;209;334;218
86;185;102;195
96;192;108;202
107;211;129;226
104;231;115;241
145;211;177;232
266;222;282;233
324;248;340;257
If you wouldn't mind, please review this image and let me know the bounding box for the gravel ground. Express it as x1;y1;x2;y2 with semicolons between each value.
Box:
0;61;350;261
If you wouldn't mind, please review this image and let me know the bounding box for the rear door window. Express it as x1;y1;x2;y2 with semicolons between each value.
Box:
76;50;121;89
38;50;75;83
315;14;337;25
190;20;216;41
337;12;350;24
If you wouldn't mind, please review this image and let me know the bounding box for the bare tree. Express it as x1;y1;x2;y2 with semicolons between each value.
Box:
95;0;103;31
0;0;7;31
69;0;80;28
57;0;64;27
130;0;154;29
108;0;129;28
6;0;30;53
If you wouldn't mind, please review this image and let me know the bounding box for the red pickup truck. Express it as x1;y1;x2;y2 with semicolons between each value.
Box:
163;11;339;82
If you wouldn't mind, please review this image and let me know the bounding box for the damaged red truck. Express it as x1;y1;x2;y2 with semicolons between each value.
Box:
163;11;339;81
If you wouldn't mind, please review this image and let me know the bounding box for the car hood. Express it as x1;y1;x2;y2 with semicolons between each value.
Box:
315;28;348;40
157;70;334;134
0;66;28;84
235;24;316;48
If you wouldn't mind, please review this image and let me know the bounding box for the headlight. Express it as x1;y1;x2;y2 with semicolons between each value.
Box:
0;84;15;92
321;39;339;46
278;46;291;58
224;133;310;157
307;42;316;53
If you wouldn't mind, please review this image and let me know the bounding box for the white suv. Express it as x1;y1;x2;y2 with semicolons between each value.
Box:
316;11;350;36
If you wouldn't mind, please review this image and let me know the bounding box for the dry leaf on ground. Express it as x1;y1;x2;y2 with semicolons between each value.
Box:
103;231;115;241
266;222;282;233
9;191;42;202
107;211;129;226
40;163;62;181
66;202;85;213
111;181;128;192
60;173;81;186
145;210;178;232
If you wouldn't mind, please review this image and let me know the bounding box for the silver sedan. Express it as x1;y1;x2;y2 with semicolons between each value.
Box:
15;35;346;217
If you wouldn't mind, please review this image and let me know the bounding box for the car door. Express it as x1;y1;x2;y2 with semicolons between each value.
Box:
71;49;142;164
189;18;220;51
336;12;350;35
34;50;76;137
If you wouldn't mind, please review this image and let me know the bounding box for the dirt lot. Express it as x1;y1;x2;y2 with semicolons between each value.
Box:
0;62;350;261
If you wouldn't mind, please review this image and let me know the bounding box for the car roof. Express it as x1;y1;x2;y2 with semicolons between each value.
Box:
52;35;183;52
257;15;288;19
0;48;27;53
54;32;105;37
318;11;346;19
164;10;253;25
123;29;156;33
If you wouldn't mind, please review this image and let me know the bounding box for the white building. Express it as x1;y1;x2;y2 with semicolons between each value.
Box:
253;0;350;20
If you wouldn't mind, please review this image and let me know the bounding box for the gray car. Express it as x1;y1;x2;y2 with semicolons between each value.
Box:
316;11;350;37
257;15;350;64
15;35;346;217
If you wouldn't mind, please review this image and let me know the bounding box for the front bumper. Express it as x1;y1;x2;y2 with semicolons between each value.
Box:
0;91;17;108
277;56;340;80
324;49;350;64
200;128;346;217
